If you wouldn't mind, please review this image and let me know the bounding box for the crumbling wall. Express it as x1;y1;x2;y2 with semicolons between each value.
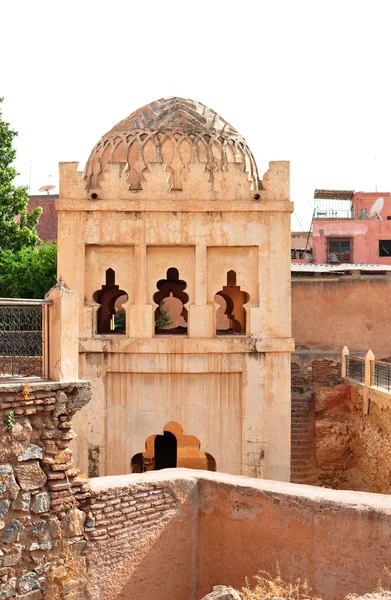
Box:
348;391;391;493
80;469;391;600
314;383;391;493
81;473;199;600
0;380;91;600
291;356;343;485
291;356;342;394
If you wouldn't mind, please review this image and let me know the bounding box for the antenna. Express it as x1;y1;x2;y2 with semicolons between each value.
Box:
38;185;56;195
369;196;384;220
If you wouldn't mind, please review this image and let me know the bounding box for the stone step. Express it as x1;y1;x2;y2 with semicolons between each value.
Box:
292;467;315;475
292;451;315;458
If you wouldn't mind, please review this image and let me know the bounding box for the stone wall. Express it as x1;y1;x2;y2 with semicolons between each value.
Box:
291;355;391;492
0;380;91;600
291;354;342;394
314;383;391;492
82;470;391;600
290;354;343;485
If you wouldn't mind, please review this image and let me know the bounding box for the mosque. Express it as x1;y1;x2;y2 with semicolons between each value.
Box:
56;97;293;480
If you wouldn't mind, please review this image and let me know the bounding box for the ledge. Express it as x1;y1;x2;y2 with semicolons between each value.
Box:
56;199;294;213
88;467;391;513
0;379;91;393
79;337;295;355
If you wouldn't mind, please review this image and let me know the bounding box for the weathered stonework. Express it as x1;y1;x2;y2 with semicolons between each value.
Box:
80;470;391;600
0;380;91;600
58;96;294;481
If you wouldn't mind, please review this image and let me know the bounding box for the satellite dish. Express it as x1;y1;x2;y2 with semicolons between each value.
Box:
38;184;56;195
369;196;384;219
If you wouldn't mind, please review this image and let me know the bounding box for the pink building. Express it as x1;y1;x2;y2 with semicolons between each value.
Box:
312;190;391;264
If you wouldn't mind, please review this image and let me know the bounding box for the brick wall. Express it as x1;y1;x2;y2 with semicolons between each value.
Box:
81;474;199;600
27;196;58;242
74;470;391;600
291;356;342;393
0;380;91;600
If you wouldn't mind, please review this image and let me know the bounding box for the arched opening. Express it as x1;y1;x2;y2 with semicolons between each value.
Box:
205;452;217;471
130;422;216;473
215;270;249;335
154;431;177;470
153;267;188;335
130;452;144;473
93;268;128;334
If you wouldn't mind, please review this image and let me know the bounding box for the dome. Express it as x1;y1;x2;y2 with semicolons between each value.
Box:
84;97;259;191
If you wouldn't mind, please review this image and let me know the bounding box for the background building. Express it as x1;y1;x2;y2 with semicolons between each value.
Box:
312;189;391;264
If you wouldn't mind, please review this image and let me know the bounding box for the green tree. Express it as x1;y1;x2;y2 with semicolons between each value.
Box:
155;303;172;329
0;242;57;298
0;97;42;251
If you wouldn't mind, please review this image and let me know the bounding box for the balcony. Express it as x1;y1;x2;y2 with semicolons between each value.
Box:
314;198;354;220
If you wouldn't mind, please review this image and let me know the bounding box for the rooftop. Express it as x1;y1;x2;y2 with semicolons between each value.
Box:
291;263;391;274
314;189;355;200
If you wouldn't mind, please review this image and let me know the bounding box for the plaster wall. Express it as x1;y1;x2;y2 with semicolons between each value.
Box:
58;156;293;481
85;245;135;304
106;371;242;475
82;470;391;600
292;276;391;354
353;191;391;218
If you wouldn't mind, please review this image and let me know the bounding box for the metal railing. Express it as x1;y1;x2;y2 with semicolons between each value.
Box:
314;199;354;219
371;360;391;393
0;298;52;380
345;356;365;384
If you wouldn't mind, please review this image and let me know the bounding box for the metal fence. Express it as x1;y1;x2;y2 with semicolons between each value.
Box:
314;199;354;219
371;360;391;393
345;356;365;384
0;298;52;379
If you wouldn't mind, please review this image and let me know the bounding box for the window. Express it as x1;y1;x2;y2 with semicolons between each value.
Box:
379;240;391;257
153;268;188;335
93;268;128;334
327;238;352;263
215;270;249;335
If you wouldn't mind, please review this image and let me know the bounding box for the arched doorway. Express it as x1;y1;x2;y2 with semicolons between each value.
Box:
130;422;216;473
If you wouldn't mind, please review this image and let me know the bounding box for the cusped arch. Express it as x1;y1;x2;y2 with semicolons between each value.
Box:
214;270;250;335
93;268;128;334
131;421;216;473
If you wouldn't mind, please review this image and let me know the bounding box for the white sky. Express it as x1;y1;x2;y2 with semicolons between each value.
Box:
1;0;391;230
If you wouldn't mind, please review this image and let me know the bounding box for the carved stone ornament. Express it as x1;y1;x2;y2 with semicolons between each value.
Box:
84;97;259;192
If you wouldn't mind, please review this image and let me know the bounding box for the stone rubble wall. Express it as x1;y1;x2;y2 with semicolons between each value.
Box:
291;356;342;394
290;356;343;485
315;383;391;492
0;380;91;600
292;353;391;492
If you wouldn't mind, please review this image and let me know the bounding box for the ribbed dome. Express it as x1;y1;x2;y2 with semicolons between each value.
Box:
84;97;259;191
